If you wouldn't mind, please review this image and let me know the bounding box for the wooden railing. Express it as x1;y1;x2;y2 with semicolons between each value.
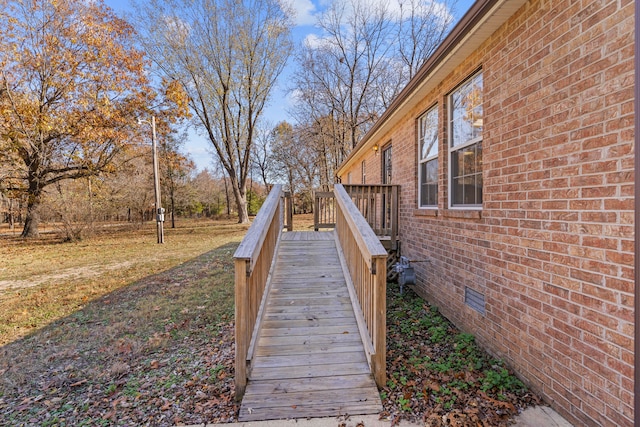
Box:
314;191;336;230
233;185;284;398
343;184;399;250
283;191;293;232
334;184;387;387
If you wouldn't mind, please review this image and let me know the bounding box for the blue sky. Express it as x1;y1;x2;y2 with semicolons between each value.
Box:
105;0;476;171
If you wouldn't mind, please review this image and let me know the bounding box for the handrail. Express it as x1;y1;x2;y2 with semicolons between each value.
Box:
334;184;387;387
343;184;399;250
233;184;284;399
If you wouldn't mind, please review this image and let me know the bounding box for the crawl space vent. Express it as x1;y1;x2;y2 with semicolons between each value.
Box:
465;286;486;315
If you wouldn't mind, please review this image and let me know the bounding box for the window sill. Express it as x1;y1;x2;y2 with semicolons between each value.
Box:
414;208;438;217
443;209;482;220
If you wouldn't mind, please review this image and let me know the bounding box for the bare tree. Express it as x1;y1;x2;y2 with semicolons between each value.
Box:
252;122;274;193
293;0;393;151
270;121;318;212
133;0;293;223
397;0;456;79
290;0;455;185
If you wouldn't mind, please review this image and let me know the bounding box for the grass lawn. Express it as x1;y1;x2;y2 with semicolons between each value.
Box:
0;219;249;345
0;218;247;425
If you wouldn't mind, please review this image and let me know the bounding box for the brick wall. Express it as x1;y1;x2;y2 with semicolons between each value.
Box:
340;0;635;425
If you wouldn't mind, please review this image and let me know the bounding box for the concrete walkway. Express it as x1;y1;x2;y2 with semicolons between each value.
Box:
194;405;572;427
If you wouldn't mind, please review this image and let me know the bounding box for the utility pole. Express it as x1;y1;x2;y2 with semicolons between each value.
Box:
151;116;165;244
139;115;165;244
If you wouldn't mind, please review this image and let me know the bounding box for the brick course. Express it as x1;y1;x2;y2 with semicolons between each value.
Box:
340;0;634;425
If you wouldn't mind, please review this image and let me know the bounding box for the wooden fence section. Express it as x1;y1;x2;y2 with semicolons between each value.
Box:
343;184;399;250
233;185;284;398
334;184;387;387
313;191;336;231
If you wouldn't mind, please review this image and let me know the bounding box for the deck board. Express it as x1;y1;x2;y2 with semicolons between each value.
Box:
239;231;382;422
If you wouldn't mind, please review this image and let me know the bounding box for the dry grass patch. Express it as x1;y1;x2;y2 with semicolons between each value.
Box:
0;219;246;425
0;219;248;344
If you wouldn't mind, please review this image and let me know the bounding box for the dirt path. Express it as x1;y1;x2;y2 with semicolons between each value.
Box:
0;261;135;292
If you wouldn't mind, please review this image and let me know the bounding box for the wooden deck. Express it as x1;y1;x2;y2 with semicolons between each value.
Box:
238;231;383;421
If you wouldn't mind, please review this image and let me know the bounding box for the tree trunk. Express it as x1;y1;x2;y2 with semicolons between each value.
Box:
8;198;14;230
230;175;249;224
223;175;231;216
21;194;41;238
170;190;176;229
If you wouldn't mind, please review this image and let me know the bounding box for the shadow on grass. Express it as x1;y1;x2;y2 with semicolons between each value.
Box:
0;242;240;426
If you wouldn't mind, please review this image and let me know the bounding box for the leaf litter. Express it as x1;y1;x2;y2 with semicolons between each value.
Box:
0;243;240;426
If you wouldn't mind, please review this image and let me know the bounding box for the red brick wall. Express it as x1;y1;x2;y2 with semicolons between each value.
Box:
340;0;635;425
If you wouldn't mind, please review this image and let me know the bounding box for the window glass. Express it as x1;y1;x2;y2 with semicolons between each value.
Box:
418;106;438;207
451;73;483;148
449;72;483;207
382;145;392;184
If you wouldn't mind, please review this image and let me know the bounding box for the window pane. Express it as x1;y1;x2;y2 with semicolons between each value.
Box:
462;146;476;174
420;162;427;205
451;141;482;206
452;177;464;205
419;158;438;207
383;146;392;184
426;159;438;183
426;184;437;206
451;73;483;147
420;108;438;160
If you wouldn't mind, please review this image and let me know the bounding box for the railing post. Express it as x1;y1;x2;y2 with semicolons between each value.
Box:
371;256;387;387
391;185;399;250
234;258;249;399
314;193;319;231
284;191;293;231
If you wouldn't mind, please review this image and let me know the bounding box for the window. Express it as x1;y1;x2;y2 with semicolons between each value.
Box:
449;71;483;208
361;160;366;184
347;172;352;184
382;144;392;184
418;106;438;207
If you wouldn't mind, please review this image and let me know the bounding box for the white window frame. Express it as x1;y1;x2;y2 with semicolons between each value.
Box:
448;71;483;209
418;105;439;208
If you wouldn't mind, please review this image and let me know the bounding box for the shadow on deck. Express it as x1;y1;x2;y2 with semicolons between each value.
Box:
234;186;387;422
238;231;381;421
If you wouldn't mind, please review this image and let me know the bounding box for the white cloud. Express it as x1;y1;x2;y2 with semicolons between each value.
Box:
303;33;327;48
386;0;454;25
286;0;318;26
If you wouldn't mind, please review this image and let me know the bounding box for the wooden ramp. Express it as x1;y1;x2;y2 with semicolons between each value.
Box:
238;231;382;421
